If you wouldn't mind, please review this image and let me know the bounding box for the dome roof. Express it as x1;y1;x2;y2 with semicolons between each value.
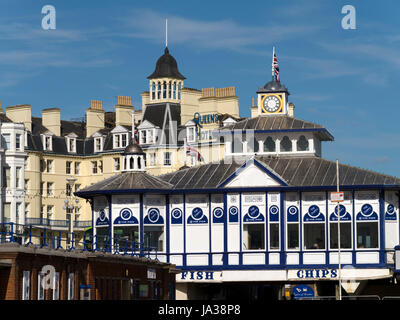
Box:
147;47;186;80
124;140;145;155
262;80;289;93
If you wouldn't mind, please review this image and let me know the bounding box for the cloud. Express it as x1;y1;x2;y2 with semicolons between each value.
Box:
371;156;390;164
118;9;320;52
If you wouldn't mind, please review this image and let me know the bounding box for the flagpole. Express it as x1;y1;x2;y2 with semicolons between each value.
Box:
166;19;168;48
184;137;187;166
132;110;135;143
336;159;342;301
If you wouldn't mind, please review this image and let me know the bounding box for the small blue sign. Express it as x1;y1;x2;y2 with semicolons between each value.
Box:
269;205;279;222
229;206;239;223
304;205;325;222
212;207;225;224
287;206;299;222
292;285;314;299
243;205;264;222
96;209;109;226
329;204;351;221
356;203;378;221
171;208;183;224
114;208;138;225
144;208;164;224
187;207;208;224
385;204;397;221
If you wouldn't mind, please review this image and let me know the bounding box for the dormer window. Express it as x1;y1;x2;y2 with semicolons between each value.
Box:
113;133;128;149
42;134;53;151
65;133;77;153
139;129;154;145
187;127;196;143
94;137;103;153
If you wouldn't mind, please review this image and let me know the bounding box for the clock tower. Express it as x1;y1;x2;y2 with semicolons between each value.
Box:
256;79;290;116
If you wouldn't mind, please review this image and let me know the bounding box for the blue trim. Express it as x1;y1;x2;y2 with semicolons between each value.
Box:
352;190;356;264
280;192;286;265
208;194;212;266
299;192;303;265
223;193;228;265
108;195;112;253
75;184;400;198
325;191;329;264
218;158;288;188
139;194;144;257
183;193;187;266
379;189;385;264
239;193;243;265
265;192;269;265
166;195;170;263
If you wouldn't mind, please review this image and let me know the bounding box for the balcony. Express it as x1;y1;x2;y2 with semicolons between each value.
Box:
25;218;68;229
73;220;92;229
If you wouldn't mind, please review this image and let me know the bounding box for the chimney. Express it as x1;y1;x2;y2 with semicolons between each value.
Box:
42;108;61;136
86;100;105;137
288;102;295;117
5;104;32;131
115;96;133;127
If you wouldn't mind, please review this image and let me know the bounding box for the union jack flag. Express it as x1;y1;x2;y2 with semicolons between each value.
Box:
186;145;204;162
272;49;280;83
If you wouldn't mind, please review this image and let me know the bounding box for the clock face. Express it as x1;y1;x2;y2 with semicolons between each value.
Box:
263;95;281;113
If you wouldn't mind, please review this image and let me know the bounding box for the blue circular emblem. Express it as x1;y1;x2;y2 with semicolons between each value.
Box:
171;208;182;219
387;204;395;214
229;206;238;216
213;207;224;219
308;205;320;218
288;206;298;215
248;205;260;219
334;204;347;217
99;210;106;221
120;208;132;221
148;208;160;223
361;204;373;217
192;207;204;220
269;205;279;215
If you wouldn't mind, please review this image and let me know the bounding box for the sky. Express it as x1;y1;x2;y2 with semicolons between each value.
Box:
1;0;400;176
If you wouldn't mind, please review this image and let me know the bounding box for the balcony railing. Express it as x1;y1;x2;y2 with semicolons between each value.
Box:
25;218;68;228
73;220;92;229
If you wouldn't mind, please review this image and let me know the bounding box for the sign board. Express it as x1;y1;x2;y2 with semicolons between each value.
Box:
331;191;344;202
292;284;314;299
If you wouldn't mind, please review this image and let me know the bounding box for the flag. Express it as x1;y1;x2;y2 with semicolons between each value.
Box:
132;112;139;143
272;47;280;83
186;145;204;162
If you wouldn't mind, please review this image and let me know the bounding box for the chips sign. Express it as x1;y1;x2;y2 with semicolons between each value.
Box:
331;191;344;202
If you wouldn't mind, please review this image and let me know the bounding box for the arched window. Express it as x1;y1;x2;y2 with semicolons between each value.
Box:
168;81;171;99
163;81;167;99
157;82;161;99
151;82;155;100
178;82;181;100
246;137;259;153
173;82;176;99
137;157;142;169
280;136;292;152
297;135;309;151
263;136;275;152
130;156;134;170
231;137;243;153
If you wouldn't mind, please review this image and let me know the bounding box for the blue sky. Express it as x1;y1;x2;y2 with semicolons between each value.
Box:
1;0;400;176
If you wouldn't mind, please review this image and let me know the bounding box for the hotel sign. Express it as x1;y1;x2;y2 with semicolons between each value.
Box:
193;112;219;128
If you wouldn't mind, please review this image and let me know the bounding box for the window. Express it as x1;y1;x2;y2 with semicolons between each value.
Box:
164;152;171;166
66;183;72;196
269;223;280;250
47;182;53;196
140;130;147;144
2;134;10;150
66;161;72;174
297;135;309;151
148;153;156;167
280;136;292;152
287;224;299;249
330;222;352;249
304;223;325;250
22;271;30;300
47;205;54;218
263;136;276;152
3;167;10;188
114;158;120;171
231;137;243;153
16;167;22;188
3;203;10;221
92;161;98;174
16;203;21;224
75;162;80;175
16;134;21;151
24;179;29;192
46;160;53;173
143;226;164;251
113;133;129;148
40;160;45;172
246;137;259;153
43;135;52;151
94;137;103;152
40;206;45;219
243;224;265;250
40;183;44;196
99;160;103;174
187;127;196;143
67;138;76;153
357;222;378;249
25;203;29;221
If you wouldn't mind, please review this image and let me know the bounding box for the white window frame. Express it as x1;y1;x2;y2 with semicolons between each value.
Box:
42;134;53;151
67;137;76;153
164;152;172;166
113;133;129;149
94;137;103;152
187;126;196;143
22;271;30;300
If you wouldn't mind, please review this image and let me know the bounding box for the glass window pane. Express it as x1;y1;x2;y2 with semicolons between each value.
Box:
143;226;164;251
280;136;292;152
304;223;325;250
243;224;265;250
297;135;309;151
264;137;275;152
357;222;378;248
330;222;352;249
287;224;299;249
269;223;279;249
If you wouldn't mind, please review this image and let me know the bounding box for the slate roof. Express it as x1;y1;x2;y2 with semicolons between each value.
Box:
217;115;334;141
147;47;186;80
76;171;173;195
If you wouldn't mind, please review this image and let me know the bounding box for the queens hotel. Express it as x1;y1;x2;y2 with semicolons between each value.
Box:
0;47;239;246
75;59;400;300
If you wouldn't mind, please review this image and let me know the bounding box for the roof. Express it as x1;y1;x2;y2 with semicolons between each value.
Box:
257;80;289;94
147;47;186;80
216;115;334;141
0;114;13;123
76;171;173;195
76;155;400;197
